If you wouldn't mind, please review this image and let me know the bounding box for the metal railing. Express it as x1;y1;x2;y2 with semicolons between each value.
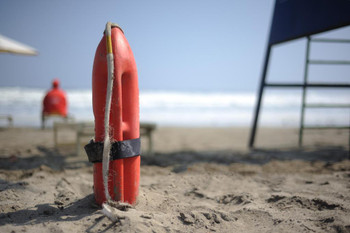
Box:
298;37;350;146
249;36;350;148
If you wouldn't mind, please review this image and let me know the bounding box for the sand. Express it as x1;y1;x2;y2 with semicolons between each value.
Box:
0;126;349;232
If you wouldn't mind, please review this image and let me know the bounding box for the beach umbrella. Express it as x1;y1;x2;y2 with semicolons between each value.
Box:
0;34;38;55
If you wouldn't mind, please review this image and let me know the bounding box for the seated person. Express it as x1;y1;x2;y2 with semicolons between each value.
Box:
42;79;68;129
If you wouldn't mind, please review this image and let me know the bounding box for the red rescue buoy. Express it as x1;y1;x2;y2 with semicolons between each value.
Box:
42;78;68;119
86;23;140;205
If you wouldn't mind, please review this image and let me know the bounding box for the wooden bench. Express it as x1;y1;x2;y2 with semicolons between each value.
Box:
53;121;85;150
42;114;74;129
139;122;157;155
53;121;157;156
0;115;13;127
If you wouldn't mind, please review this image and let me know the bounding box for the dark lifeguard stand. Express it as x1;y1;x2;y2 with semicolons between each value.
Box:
249;0;350;148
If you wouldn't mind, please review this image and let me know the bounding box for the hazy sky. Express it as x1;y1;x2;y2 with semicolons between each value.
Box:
1;0;349;92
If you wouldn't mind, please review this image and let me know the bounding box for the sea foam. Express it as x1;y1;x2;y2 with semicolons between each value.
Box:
0;87;349;128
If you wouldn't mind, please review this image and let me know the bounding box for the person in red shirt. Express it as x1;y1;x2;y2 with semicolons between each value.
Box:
42;79;68;128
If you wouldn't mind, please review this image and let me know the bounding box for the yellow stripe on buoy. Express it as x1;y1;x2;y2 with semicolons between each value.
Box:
106;35;113;54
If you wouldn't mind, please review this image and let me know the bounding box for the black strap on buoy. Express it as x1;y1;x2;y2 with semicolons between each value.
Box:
84;138;141;163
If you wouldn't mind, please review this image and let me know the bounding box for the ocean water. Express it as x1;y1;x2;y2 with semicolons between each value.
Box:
0;87;349;128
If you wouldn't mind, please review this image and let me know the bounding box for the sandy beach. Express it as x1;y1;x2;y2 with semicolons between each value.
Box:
0;126;349;232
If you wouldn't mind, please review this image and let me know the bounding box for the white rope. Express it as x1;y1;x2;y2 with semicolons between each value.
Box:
100;22;130;222
102;22;114;201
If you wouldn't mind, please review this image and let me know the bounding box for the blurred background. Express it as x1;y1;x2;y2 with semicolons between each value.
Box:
0;0;349;128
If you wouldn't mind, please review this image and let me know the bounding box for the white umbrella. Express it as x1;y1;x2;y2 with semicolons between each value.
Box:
0;34;38;55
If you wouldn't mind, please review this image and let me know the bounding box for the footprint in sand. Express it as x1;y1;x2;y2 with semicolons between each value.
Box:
265;195;342;211
216;193;252;205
